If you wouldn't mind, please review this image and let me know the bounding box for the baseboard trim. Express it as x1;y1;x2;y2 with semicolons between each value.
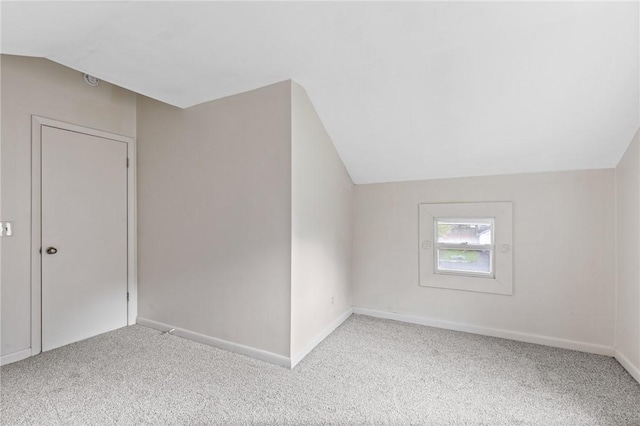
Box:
614;349;640;384
291;308;353;368
136;317;291;368
353;307;614;357
0;348;32;366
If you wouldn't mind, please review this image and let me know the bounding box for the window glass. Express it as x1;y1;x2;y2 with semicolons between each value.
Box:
436;220;493;245
437;249;492;274
435;218;494;277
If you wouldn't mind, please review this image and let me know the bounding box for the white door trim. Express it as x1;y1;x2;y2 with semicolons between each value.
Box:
31;116;137;356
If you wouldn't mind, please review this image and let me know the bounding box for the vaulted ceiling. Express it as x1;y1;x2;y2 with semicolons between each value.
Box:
2;2;638;183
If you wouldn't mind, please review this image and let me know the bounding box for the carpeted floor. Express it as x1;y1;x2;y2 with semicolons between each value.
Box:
1;315;639;425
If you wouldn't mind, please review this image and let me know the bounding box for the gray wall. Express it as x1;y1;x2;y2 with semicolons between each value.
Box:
615;129;640;375
136;82;292;356
290;82;353;357
353;169;616;348
1;55;137;357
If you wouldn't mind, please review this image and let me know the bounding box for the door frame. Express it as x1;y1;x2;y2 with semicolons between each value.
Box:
31;116;137;356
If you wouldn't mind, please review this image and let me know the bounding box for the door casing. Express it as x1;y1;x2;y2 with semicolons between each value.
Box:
30;116;137;356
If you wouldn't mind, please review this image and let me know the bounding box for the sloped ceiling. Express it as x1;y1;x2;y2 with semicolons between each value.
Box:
2;1;638;183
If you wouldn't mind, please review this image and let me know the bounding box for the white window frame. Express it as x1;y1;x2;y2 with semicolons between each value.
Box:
419;202;513;295
434;217;495;279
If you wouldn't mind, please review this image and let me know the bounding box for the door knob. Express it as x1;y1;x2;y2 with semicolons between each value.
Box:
46;247;58;255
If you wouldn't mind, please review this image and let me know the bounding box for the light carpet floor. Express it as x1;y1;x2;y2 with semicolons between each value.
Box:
1;315;639;425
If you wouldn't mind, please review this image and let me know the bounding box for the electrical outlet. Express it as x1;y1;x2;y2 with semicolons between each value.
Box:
331;296;334;305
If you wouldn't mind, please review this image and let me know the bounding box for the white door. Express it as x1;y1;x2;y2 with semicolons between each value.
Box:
41;125;128;351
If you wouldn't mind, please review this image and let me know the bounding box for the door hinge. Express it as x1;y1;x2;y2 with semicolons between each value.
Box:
126;158;130;168
127;292;130;302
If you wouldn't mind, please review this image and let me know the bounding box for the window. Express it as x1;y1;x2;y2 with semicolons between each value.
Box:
419;202;513;295
435;218;494;278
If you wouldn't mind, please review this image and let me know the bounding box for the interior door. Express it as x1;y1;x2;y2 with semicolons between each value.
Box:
41;125;128;351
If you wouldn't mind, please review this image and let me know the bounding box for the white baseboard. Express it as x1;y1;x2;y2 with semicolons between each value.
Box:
136;317;291;368
353;307;614;357
614;349;640;384
291;308;353;368
1;348;32;366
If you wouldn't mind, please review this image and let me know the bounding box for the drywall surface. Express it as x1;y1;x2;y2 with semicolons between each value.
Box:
353;170;616;348
290;82;354;357
0;55;136;357
137;82;292;357
615;129;640;373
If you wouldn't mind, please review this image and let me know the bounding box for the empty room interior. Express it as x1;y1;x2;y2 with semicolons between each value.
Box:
1;1;639;424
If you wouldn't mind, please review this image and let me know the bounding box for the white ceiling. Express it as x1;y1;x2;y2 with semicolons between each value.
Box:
2;1;638;184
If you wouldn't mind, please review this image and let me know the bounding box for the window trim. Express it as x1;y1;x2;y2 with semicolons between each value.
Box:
419;202;513;295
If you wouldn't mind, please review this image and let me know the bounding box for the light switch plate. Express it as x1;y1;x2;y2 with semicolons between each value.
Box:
0;221;14;237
